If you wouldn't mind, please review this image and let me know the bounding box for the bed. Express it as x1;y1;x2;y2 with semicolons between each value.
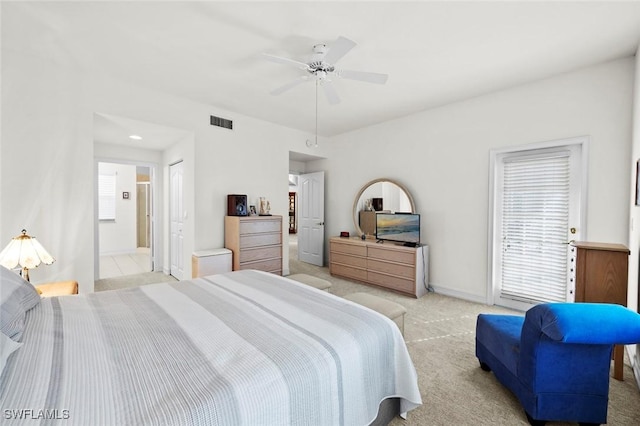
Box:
1;267;421;425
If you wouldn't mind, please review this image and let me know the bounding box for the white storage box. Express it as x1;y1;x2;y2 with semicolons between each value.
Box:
192;248;232;278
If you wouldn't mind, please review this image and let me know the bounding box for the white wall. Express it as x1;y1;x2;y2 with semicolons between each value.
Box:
628;48;640;373
323;57;635;302
1;7;633;300
1;43;328;291
97;162;137;255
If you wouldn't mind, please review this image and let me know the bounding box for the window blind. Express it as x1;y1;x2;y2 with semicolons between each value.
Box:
98;174;116;220
500;152;570;304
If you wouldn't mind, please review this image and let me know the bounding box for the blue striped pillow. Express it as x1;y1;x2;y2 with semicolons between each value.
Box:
1;266;41;341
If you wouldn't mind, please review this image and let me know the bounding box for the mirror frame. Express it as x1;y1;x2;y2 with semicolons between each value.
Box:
352;178;416;237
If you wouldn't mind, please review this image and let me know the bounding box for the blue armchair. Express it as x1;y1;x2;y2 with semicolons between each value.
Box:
475;303;640;426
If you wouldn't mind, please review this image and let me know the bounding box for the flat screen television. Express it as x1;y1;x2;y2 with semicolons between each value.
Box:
375;213;420;246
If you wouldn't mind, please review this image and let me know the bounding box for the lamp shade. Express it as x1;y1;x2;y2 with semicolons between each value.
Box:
0;229;55;270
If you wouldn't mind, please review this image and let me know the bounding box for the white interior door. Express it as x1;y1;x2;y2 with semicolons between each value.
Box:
490;139;586;311
170;161;184;280
298;171;325;266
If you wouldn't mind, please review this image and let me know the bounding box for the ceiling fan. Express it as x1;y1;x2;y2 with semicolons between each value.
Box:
262;36;388;105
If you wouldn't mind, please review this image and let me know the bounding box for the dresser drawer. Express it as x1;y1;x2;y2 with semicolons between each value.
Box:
240;219;281;235
368;246;415;265
330;240;367;257
330;252;367;268
239;257;282;273
240;233;282;248
331;263;367;281
240;246;281;264
367;272;414;293
367;259;414;279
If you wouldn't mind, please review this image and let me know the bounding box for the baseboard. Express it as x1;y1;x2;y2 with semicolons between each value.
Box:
429;284;489;305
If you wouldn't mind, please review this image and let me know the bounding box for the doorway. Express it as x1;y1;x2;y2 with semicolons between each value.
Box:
288;151;327;272
488;137;588;310
97;161;156;279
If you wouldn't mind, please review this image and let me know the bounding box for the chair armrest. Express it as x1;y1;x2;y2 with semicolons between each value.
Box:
526;303;640;345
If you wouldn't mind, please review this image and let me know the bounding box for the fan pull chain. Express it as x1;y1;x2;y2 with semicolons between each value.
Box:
315;79;319;147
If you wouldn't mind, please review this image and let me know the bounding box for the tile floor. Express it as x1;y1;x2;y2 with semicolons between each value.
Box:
99;247;152;279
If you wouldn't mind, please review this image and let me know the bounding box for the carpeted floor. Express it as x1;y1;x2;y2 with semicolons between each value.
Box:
94;271;177;292
93;240;640;425
291;237;640;425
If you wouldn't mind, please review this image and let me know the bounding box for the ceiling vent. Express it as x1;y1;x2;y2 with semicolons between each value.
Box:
210;115;233;130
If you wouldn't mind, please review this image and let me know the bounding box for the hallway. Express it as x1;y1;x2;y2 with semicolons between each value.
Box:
99;247;151;279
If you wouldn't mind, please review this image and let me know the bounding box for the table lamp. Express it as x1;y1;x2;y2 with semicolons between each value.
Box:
0;229;55;281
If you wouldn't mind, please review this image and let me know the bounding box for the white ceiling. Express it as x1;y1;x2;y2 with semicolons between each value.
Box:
5;1;640;147
93;113;192;151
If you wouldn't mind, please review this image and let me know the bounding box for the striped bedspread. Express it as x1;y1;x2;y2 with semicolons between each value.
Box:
1;270;421;425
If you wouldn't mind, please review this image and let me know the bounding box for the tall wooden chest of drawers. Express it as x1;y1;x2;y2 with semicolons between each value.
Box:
225;215;283;275
571;241;629;380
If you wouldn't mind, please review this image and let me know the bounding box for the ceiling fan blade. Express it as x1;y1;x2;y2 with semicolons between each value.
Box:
323;36;356;65
262;53;309;70
338;69;388;85
321;80;341;105
270;76;310;96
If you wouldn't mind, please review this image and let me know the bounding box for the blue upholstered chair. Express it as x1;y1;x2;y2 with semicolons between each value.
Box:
475;303;640;426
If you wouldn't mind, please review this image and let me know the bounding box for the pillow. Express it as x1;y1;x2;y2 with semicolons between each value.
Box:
1;266;41;341
0;331;22;375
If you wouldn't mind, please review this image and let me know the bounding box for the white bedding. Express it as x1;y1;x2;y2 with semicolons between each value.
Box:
0;270;421;425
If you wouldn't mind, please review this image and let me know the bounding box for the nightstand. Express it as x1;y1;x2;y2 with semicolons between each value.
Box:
35;280;78;297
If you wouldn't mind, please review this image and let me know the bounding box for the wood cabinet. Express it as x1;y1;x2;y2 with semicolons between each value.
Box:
571;241;629;380
329;236;429;298
225;216;283;275
288;192;296;234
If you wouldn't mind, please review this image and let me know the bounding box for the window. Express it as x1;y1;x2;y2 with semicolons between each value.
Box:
98;173;116;220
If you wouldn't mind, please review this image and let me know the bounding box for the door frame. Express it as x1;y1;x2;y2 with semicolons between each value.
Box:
94;158;158;280
486;136;589;307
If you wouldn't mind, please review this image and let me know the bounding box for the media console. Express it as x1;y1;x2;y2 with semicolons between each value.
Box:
329;236;429;298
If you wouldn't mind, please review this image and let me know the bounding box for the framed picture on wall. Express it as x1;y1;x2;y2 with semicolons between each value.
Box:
636;160;640;206
123;191;130;200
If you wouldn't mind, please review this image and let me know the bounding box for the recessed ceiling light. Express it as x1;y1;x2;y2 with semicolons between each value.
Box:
129;134;142;140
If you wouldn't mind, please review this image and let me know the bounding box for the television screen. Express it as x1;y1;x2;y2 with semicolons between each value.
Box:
375;213;420;246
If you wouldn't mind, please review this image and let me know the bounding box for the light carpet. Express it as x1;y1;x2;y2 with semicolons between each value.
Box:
94;271;177;292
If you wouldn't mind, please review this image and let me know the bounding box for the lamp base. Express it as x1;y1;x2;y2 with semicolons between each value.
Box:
20;267;30;282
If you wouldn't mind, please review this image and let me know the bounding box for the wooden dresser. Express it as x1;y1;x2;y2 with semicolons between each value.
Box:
571;241;629;380
225;216;283;275
329;236;429;298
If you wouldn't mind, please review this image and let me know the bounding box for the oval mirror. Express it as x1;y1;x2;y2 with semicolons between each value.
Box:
352;178;416;237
